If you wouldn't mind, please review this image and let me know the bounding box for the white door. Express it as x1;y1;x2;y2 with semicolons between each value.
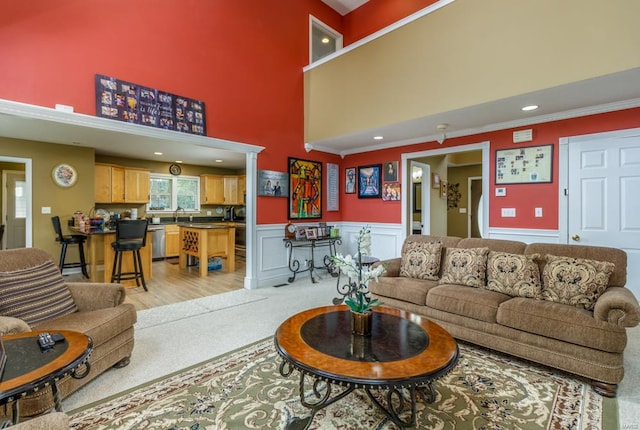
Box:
4;171;26;249
566;130;640;296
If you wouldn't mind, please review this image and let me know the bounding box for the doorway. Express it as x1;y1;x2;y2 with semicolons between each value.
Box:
468;177;482;238
0;157;32;249
403;142;489;240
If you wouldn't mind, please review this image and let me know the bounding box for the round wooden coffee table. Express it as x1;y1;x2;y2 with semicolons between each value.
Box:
0;330;93;425
274;305;458;429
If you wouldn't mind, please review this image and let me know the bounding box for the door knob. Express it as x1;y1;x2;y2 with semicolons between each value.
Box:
571;234;580;242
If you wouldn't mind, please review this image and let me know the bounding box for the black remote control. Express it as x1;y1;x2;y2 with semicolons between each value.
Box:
37;332;55;350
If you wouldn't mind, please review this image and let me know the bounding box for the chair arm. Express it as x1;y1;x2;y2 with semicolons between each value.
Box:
374;258;401;277
593;287;640;327
66;282;127;312
0;316;31;336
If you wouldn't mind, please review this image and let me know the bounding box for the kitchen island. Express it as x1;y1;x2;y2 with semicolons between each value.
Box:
178;223;236;277
70;227;153;286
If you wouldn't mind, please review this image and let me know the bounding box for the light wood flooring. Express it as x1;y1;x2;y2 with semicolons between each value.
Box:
65;257;245;311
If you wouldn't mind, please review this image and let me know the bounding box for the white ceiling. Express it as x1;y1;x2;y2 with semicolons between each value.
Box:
322;0;369;15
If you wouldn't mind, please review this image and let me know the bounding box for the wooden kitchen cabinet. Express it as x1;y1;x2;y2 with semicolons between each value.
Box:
124;168;150;203
95;164;150;203
95;163;125;203
238;175;246;204
223;176;239;204
200;174;224;204
165;224;180;258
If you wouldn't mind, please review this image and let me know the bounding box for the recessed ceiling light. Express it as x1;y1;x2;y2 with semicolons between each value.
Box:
522;105;539;111
215;159;223;163
321;37;330;44
175;160;183;163
154;152;163;155
374;136;383;140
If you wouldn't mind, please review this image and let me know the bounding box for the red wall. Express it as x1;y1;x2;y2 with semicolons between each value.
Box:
0;0;343;225
340;108;640;229
342;0;438;45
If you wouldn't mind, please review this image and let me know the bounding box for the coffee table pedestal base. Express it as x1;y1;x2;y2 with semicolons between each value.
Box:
280;360;436;430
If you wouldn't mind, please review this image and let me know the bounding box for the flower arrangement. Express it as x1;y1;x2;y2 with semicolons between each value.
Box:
331;227;385;314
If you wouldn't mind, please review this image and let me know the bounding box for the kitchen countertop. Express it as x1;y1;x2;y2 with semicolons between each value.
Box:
178;223;234;229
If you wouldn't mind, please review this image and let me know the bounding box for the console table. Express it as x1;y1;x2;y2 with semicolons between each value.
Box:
283;236;341;283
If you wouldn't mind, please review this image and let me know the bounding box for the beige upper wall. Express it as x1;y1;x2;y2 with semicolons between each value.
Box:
305;0;640;141
1;137;95;257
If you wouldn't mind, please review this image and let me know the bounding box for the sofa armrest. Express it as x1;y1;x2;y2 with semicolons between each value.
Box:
593;287;640;327
375;258;401;277
0;316;31;335
66;282;127;312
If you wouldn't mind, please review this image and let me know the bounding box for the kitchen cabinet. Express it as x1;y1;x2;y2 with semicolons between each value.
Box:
165;224;180;258
200;174;224;204
124;168;150;203
237;175;246;204
95;164;150;203
95;163;125;203
223;176;239;204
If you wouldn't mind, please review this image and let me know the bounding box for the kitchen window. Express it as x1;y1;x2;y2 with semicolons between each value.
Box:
147;174;200;213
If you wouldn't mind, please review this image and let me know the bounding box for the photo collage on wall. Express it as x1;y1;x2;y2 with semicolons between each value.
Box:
95;74;206;136
382;161;400;201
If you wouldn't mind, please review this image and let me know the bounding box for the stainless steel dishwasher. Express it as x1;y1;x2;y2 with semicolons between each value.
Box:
149;225;166;260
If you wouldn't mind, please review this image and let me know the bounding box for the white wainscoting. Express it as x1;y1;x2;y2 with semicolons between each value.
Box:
485;227;561;244
251;222;404;289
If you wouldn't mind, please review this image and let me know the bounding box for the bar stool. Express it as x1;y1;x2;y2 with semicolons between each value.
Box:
51;216;89;278
111;219;149;291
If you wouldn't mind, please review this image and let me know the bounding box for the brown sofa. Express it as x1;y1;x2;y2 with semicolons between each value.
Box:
370;234;640;397
0;248;137;420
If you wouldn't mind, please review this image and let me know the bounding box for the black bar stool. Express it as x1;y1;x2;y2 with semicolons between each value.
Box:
111;219;149;291
51;216;89;278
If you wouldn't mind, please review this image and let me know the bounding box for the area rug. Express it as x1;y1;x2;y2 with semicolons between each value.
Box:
69;338;616;430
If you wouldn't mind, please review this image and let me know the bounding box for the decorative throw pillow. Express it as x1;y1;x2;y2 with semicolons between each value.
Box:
439;247;489;288
485;252;542;298
540;254;615;310
400;241;442;280
0;260;78;326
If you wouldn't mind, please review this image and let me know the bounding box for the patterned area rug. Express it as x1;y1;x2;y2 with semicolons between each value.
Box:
69;338;616;429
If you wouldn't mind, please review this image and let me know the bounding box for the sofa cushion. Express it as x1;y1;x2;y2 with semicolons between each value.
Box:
368;276;438;306
540;254;615;311
497;297;627;353
439;247;489;288
399;241;442;280
426;284;511;323
0;260;77;326
485;252;542;298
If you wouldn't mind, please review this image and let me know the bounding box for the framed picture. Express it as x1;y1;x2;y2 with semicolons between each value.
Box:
383;161;398;182
432;173;441;189
305;227;318;240
358;164;382;198
440;180;448;199
345;167;356;194
495;144;553;184
413;183;422;212
289;158;322;219
382;182;401;201
258;169;288;197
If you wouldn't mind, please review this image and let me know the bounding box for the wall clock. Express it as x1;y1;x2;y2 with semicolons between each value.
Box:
169;163;182;176
52;163;78;187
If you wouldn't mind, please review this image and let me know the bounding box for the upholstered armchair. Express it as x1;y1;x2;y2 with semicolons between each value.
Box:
0;248;137;420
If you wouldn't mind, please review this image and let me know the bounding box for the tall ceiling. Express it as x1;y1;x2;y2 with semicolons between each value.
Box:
322;0;369;15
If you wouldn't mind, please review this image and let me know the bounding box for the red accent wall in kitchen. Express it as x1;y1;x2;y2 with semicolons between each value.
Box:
342;0;438;45
0;0;343;225
340;108;640;228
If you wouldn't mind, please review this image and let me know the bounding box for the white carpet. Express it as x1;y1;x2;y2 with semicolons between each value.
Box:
64;276;640;428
